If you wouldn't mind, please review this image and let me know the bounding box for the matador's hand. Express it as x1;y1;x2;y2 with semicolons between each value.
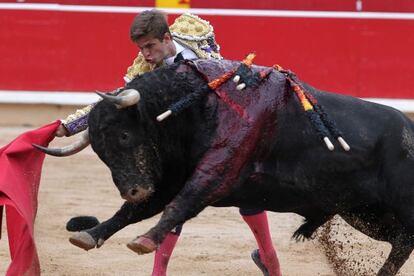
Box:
55;124;69;137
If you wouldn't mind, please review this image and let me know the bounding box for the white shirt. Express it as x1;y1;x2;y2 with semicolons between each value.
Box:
163;40;198;66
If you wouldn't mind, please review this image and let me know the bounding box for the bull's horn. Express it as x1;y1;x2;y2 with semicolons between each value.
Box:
32;130;90;157
97;89;140;109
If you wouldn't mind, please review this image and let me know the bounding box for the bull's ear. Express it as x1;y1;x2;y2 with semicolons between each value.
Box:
97;89;140;109
135;103;143;123
135;100;152;125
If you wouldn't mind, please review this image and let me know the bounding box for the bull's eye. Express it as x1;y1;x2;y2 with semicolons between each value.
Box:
120;132;129;142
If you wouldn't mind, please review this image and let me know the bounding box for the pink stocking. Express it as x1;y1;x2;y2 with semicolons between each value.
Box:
151;231;180;276
242;211;281;276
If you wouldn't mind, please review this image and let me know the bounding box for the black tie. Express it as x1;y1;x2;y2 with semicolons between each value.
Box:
174;52;184;63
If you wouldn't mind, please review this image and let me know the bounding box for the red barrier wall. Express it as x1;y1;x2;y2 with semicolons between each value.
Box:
0;9;136;91
1;2;413;99
12;0;414;12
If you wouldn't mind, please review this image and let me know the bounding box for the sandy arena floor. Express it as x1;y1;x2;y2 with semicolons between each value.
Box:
1;125;414;276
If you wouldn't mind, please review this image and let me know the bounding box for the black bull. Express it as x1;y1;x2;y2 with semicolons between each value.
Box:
40;59;414;275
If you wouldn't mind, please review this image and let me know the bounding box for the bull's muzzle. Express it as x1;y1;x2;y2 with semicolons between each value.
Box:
121;186;153;203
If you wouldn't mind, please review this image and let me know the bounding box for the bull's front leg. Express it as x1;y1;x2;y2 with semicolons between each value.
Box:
127;169;228;254
128;118;264;254
69;198;165;251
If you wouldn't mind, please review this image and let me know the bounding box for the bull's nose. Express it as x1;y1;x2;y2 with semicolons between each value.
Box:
121;187;152;203
121;188;139;202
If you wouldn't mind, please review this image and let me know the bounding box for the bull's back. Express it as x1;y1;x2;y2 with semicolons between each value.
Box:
276;84;413;158
261;86;414;207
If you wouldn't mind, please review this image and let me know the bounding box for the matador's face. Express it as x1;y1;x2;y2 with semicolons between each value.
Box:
135;33;173;66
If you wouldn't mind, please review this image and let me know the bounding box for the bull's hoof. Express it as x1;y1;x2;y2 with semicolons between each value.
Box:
66;216;100;232
251;249;269;276
127;236;157;255
69;232;97;251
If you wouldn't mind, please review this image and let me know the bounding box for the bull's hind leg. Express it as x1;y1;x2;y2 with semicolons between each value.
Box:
377;240;413;276
380;162;414;274
342;207;414;276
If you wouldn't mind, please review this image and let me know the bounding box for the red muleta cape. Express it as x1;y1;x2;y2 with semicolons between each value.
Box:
0;121;60;276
